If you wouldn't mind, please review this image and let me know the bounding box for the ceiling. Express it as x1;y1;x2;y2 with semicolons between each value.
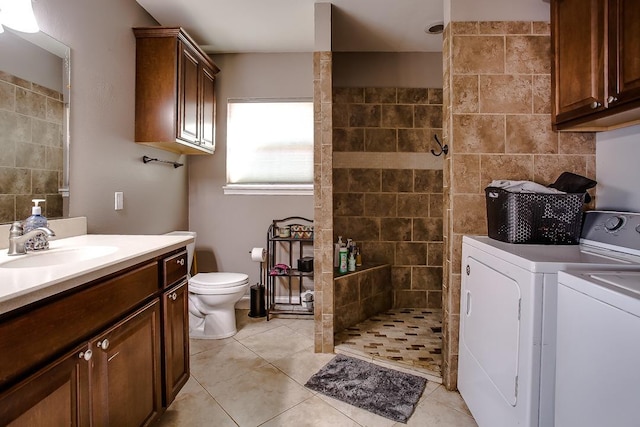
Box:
135;0;444;53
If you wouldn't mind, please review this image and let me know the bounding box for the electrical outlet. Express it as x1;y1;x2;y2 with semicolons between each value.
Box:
115;192;124;210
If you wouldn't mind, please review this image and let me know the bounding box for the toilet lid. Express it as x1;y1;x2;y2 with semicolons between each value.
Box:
189;272;249;288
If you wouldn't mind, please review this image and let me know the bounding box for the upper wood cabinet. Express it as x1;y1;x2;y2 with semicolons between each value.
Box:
552;0;640;131
134;27;220;155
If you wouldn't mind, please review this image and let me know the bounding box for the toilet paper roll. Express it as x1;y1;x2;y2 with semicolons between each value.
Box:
250;247;267;262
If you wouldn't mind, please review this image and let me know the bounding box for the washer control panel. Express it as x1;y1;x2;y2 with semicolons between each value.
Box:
582;211;640;252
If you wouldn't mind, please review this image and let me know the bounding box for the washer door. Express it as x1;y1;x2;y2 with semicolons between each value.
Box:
463;257;521;406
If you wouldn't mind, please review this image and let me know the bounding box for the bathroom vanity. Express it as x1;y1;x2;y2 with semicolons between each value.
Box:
0;234;192;426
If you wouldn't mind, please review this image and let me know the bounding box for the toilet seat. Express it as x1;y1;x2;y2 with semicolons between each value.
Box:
189;272;249;294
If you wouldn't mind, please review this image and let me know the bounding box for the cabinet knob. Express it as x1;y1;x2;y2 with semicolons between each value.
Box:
607;96;618;104
79;349;93;361
177;258;185;266
97;339;110;350
590;101;602;109
170;292;178;301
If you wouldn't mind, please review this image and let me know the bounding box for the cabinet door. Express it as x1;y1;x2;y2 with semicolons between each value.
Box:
0;344;91;427
178;43;200;145
609;0;640;105
552;0;606;123
162;280;190;405
91;300;162;427
200;65;216;152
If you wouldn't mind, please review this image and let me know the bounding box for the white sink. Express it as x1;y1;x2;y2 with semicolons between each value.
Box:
0;246;119;269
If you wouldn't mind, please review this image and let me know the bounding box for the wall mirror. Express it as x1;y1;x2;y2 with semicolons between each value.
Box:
0;29;70;224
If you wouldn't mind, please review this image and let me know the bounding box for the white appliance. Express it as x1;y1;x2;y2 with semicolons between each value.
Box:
555;270;640;427
458;211;640;427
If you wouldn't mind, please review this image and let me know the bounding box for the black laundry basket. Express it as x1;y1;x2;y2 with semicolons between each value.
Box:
485;187;585;244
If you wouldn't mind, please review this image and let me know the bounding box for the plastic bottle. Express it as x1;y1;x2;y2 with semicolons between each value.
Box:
348;252;356;272
338;247;348;273
23;199;48;251
334;236;343;268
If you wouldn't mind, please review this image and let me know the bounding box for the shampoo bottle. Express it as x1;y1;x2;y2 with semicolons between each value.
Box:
338;247;348;273
334;236;343;268
23;199;48;251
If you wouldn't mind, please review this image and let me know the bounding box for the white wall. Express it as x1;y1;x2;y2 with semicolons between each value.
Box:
446;0;549;22
0;31;63;92
188;53;314;285
596;124;640;212
32;0;189;234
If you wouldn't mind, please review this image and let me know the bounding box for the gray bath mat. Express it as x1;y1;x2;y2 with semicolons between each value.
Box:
304;354;427;423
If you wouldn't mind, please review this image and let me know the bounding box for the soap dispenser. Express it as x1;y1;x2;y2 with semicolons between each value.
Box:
24;199;48;251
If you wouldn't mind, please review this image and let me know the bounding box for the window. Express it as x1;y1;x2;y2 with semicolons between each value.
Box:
224;98;314;195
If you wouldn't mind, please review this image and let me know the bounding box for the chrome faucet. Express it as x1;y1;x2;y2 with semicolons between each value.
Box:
7;222;56;256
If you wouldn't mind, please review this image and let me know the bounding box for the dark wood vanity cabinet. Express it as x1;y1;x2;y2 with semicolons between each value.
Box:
0;248;189;426
552;0;640;131
0;343;91;426
91;300;162;426
162;280;189;405
134;27;219;155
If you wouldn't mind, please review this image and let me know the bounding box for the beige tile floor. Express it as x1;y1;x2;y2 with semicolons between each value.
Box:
158;310;477;427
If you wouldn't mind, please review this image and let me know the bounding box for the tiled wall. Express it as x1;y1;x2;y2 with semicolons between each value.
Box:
334;265;392;333
313;51;335;352
441;21;596;390
332;87;444;310
0;71;64;223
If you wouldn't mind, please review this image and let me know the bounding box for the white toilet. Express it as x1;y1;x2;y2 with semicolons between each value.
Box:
166;231;250;339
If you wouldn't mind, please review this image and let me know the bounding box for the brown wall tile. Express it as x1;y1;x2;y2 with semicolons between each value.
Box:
382;169;414;193
399;88;429;104
381;217;412;241
415;169;443;193
333;128;365;152
451;155;481;194
480;154;535;184
453;114;506;153
382;105;414;128
505;36;551;74
452;195;487;235
506;115;558;154
364;128;397;152
452;36;505;74
349;104;381;127
365;88;397;103
479;75;532;114
349;169;381;192
413;217;444;241
365;193;398;217
451;75;479;114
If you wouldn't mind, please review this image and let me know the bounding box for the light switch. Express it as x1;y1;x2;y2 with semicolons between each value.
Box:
115;192;124;210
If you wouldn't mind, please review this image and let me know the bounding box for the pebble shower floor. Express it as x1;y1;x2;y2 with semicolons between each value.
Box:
334;308;443;379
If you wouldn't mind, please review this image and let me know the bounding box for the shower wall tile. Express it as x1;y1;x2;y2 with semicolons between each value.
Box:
313;51;334;353
442;21;596;391
333;265;392;333
382;169;413;192
335;85;443;311
0;72;64;222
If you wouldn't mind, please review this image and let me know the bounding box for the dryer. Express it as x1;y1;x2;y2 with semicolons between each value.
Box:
458;211;640;427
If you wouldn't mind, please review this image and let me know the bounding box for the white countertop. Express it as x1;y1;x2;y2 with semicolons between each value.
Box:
0;234;194;315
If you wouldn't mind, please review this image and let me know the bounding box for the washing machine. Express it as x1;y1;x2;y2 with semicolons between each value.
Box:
458;211;640;427
555;270;640;427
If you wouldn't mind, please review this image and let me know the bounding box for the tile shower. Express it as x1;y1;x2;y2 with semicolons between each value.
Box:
0;71;64;223
330;86;445;377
